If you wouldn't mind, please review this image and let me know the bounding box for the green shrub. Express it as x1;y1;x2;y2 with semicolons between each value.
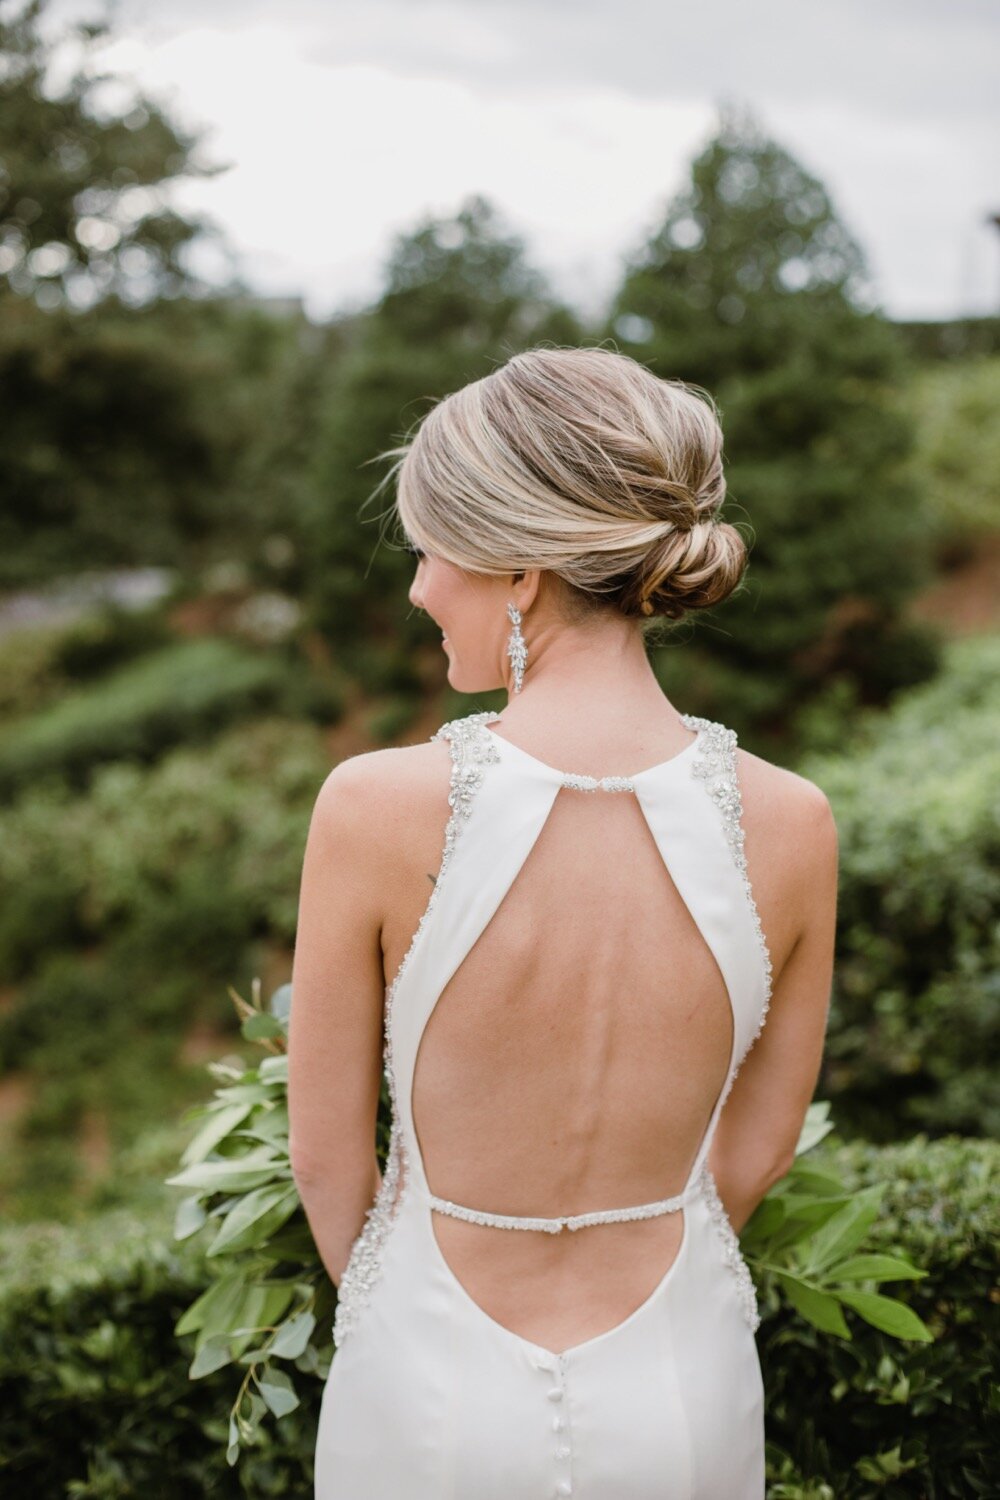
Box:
904;356;1000;548
0;1209;316;1498
0;621;72;720
800;634;1000;1138
0;717;330;981
0;1119;991;1497
0;636;341;798
49;601;174;681
0;718;333;1217
761;1135;998;1495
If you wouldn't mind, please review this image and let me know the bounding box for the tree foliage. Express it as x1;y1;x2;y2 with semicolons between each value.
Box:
0;0;216;309
608;105;940;729
301;194;583;671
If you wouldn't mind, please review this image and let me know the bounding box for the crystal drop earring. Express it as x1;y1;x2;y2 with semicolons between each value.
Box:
506;601;528;694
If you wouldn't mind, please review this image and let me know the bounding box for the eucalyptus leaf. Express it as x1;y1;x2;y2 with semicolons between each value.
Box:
207;1183;300;1258
242;1012;285;1040
227;1283;298;1357
271;1309;316;1358
180;1100;255;1166
173;1194;208;1241
166;1145;286;1192
268;983;293;1021
190;1335;236;1378
795;1102;835;1155
257;1365;300;1418
174;1271;247;1339
259;1054;290;1082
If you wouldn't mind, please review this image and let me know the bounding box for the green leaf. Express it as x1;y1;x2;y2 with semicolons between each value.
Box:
258;1053;289;1083
855;1445;919;1480
180;1100;255;1166
802;1186;884;1275
837;1290;934;1342
795;1102;835;1155
268;983;293;1021
228;1284;298;1357
827;1254;927;1284
764;1197;853;1255
271;1309;316;1358
207;1183;300;1257
173;1194;208;1241
242;1012;285;1040
776;1272;851;1337
174;1271;246;1338
190;1335;236;1378
739;1197;785;1250
783;1166;847;1196
257;1365;300;1418
166;1146;288;1193
226;1411;240;1466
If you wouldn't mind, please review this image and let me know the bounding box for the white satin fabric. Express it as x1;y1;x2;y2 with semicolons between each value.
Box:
315;713;770;1499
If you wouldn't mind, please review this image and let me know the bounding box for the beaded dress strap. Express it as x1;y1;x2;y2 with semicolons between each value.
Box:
426;1175;702;1234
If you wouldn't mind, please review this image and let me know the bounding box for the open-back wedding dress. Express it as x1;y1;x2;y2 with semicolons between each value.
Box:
314;708;773;1498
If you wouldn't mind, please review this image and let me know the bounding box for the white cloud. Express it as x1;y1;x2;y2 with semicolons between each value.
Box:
77;0;1000;321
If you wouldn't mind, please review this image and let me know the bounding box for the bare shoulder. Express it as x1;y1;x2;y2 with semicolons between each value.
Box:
312;736;453;858
736;742;839;872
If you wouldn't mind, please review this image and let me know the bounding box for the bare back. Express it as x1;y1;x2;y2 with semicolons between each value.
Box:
370;709;790;1355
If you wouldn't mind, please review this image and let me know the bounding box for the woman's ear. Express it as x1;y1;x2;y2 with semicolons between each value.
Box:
511;568;542;615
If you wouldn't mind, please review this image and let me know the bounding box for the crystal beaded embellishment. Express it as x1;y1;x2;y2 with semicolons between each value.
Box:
698;1166;761;1331
680;713;774;1054
332;711;502;1346
560;771;635;793
427;1181;694;1233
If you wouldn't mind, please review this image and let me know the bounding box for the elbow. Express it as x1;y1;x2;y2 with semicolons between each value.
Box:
289;1135;327;1194
767;1141;797;1190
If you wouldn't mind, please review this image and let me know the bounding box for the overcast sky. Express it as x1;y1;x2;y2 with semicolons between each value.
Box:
79;0;1000;321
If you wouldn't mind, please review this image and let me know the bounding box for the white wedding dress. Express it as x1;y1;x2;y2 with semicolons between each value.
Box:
315;709;773;1499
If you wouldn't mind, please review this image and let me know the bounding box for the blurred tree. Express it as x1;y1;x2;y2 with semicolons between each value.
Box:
0;1;332;587
303;194;583;680
904;356;1000;558
0;295;328;587
607;104;940;737
0;0;218;310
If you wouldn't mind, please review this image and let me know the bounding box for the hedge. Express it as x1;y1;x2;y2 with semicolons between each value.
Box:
801;634;1000;1138
0;635;342;799
0;1134;994;1498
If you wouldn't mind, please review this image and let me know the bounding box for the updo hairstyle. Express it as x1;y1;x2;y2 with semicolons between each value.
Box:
381;344;748;623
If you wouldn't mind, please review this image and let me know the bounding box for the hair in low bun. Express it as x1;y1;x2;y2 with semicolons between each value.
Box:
623;519;748;622
379;343;749;624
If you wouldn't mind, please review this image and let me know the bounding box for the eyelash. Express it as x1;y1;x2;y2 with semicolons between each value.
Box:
404;543;425;560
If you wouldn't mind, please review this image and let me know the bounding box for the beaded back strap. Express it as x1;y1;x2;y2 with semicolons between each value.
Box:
427;1178;698;1234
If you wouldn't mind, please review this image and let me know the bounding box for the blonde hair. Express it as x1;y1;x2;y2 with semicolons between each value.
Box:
378;344;748;622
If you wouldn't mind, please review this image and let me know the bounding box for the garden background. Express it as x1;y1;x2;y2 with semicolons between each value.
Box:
0;2;997;1495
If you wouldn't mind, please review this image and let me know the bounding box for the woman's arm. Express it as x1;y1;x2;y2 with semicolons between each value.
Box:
707;776;840;1234
287;756;388;1288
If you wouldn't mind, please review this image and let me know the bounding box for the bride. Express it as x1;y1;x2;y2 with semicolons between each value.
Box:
288;344;838;1498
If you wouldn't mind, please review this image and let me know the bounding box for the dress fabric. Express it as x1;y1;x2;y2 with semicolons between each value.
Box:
314;710;774;1500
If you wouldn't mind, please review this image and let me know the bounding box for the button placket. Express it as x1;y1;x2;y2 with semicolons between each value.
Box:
550;1353;573;1496
528;1346;575;1493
